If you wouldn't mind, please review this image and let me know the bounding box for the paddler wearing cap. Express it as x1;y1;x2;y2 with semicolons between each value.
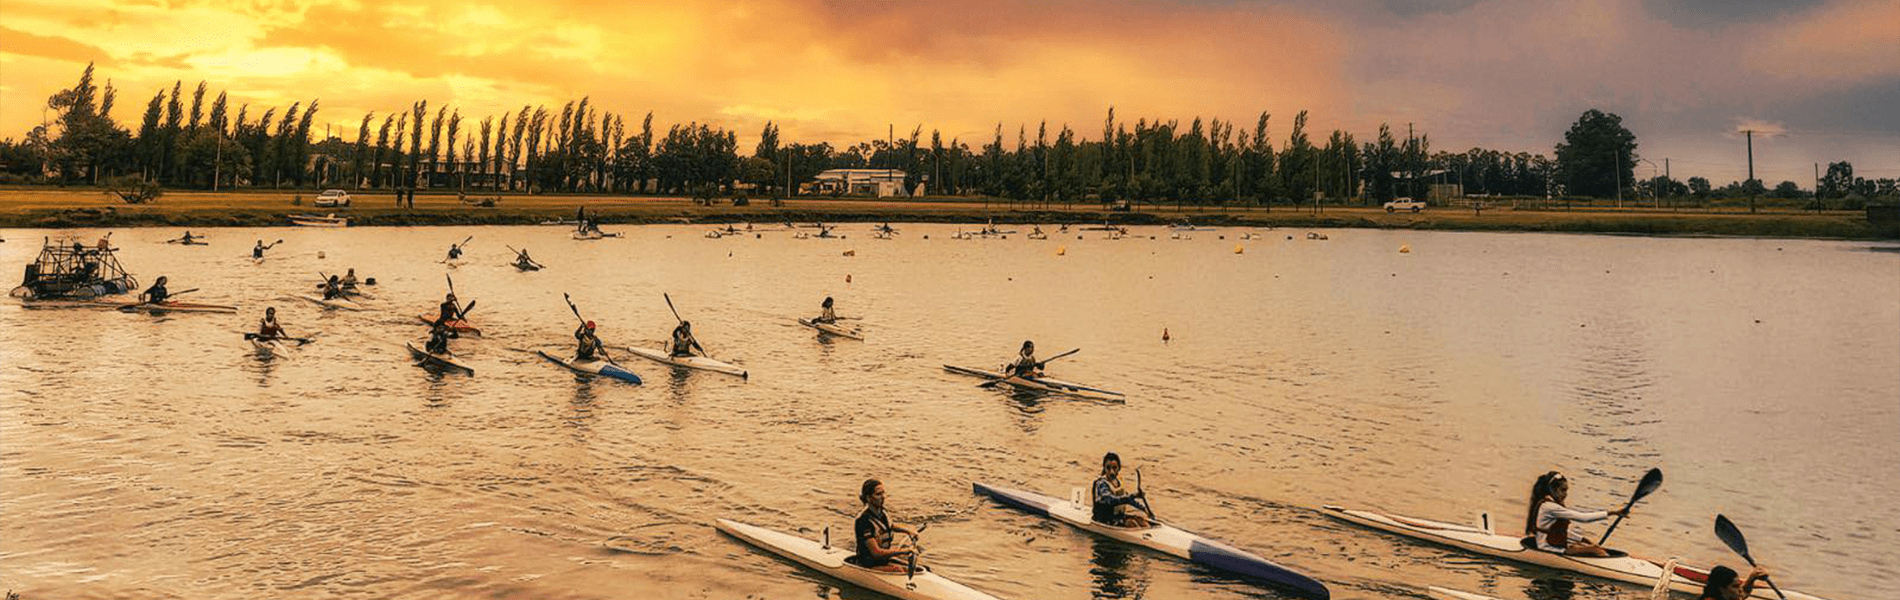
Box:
1525;470;1628;557
574;320;605;361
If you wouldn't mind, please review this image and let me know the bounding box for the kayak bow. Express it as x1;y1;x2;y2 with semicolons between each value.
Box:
407;341;474;375
417;313;483;337
714;518;1007;600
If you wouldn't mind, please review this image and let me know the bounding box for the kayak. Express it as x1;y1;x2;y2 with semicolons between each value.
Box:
407;341;474;375
572;230;621;240
512;261;541;271
537;350;642;384
298;295;363;311
974;483;1328;599
20;297;127;310
620;345;747;378
250;337;290;360
713;518;1006;600
797;318;863;340
417;313;483;336
118;301;239;314
942;365;1124;401
1427;588;1501;600
166;239;209;245
1321;506;1830;600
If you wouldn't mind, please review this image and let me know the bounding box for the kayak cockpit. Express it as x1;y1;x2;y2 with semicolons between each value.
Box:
1515;535;1632;558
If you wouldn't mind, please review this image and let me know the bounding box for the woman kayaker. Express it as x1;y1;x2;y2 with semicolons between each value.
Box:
853;478;919;572
813;297;839;324
340;268;359;288
1524;471;1627;557
574;321;604;361
140;276;171;304
257;307;286;339
668;321;704;358
425;319;458;355
1697;565;1771;600
1092;452;1152;528
321;275;346;301
435;292;465;325
1006;340;1043;378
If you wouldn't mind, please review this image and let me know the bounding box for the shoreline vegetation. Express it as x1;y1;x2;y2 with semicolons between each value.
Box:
2;189;1893;240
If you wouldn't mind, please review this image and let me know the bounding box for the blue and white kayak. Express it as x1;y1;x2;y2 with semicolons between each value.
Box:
973;482;1328;599
714;518;1007;600
538;350;641;384
943;365;1123;401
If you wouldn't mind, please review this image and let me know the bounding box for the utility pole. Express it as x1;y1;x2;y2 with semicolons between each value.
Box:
1613;148;1622;208
1745;129;1756;213
1814;162;1821;212
1664;158;1670;210
213;134;222;192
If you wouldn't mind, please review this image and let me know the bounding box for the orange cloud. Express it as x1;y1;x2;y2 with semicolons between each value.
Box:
0;26;113;66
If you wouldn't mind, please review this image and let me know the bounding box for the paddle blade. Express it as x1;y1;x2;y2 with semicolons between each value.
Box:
1714;514;1753;562
1632;468;1665;503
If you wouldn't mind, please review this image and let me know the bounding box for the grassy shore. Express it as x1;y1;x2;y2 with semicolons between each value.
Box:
1;188;1893;239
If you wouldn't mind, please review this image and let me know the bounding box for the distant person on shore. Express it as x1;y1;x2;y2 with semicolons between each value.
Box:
813;297;839;324
853;478;919;572
668;320;705;358
1524;471;1626;557
140;276;171;304
1005;340;1043;378
1092;452;1152;528
574;321;604;361
257;307;285;339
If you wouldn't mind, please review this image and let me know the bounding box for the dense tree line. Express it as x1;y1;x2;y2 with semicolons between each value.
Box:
4;66;1892;207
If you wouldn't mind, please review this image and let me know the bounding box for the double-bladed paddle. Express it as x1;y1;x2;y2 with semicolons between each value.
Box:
1716;514;1787;600
1597;468;1664;545
564;292;611;362
1136;467;1159;521
978;347;1080;388
663;293;709;357
244;332;316;345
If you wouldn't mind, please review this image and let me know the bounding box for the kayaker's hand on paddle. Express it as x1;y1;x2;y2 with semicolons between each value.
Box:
1610;507;1630;518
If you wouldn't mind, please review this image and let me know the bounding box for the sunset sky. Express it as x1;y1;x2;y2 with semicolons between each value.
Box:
1;0;1895;185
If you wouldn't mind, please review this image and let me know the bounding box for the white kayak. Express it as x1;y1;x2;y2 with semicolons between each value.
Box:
250;337;290;360
942;365;1124;401
620;345;747;378
974;483;1328;598
537;350;642;384
572;230;621;240
798;317;863;340
117;300;239;314
1322;506;1830;600
298;294;363;311
714;519;1007;600
1427;557;1682;600
407;341;474;375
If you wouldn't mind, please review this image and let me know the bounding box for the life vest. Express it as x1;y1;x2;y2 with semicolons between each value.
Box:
1535;499;1572;548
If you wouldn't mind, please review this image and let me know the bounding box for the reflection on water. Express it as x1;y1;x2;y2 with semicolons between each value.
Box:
1;225;1893;600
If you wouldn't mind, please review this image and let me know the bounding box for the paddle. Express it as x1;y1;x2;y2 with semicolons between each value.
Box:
1135;467;1158;522
979;347;1081;388
1597;468;1664;545
904;523;930;582
1715;514;1787;600
445;274;474;318
663;292;709;357
564;292;612;362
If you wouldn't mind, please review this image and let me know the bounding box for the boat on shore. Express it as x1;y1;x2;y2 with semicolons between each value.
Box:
288;214;349;227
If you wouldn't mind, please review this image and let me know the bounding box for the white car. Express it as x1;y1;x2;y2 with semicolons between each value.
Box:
1383;197;1426;212
314;189;352;208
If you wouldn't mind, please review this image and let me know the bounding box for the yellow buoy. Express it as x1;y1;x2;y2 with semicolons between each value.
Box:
1233;245;1244;254
1056;246;1067;256
1399;244;1411;253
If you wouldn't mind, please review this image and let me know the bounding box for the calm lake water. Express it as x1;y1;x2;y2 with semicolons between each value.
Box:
2;224;1894;600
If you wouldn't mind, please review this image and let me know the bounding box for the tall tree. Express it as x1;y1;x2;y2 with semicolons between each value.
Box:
352;113;373;188
1553;109;1638;198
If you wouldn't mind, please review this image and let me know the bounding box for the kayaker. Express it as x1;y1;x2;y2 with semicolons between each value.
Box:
321;275;346;301
514;248;537;269
340;268;360;291
574;321;605;360
178;231;197;244
1524;471;1627;557
257;307;286;339
435;292;466;325
853;478;919;572
140;276;171;304
446;242;463;260
668;320;704;358
813;297;839;324
1696;565;1771;600
252;240;279;258
1092;452;1152;528
1005;340;1043;378
425;319;458;355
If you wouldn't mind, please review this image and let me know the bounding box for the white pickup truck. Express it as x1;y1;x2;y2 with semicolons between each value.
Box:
1383;197;1426;212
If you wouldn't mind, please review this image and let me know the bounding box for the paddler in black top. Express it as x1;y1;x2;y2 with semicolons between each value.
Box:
574;321;604;360
252;239;279;258
1092;452;1152;528
668;320;704;357
321;275;346;300
140;276;171;304
178;231;198;244
446;242;463;260
513;248;538;269
853;478;919;572
1696;565;1772;600
434;292;466;325
257;307;286;339
812;297;839;324
424;319;458;355
1005;340;1043;378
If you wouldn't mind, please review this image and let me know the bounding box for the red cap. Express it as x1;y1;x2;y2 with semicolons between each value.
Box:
585;321;596;329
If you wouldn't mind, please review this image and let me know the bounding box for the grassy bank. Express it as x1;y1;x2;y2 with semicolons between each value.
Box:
1;188;1892;239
